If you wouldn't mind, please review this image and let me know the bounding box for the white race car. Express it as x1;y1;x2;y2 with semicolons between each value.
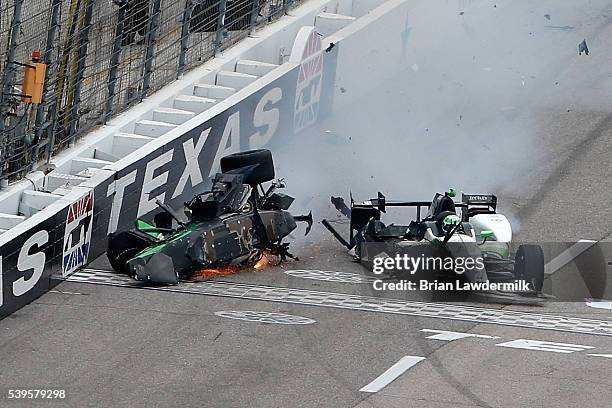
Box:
323;189;545;294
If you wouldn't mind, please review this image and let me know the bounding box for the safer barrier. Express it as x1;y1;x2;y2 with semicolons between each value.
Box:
0;0;411;319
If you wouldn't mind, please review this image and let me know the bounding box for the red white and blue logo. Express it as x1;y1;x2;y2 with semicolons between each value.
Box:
291;27;324;133
63;191;94;276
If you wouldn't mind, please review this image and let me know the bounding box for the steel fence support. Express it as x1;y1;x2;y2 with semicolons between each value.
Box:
67;0;94;145
177;0;194;78
105;3;127;122
141;0;162;100
250;0;260;32
48;0;81;161
0;0;24;185
0;0;23;110
32;0;62;166
214;0;228;52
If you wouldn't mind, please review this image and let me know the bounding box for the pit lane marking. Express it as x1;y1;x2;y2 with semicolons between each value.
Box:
360;356;426;393
420;329;500;341
214;311;315;325
59;270;612;337
495;339;595;354
544;240;597;275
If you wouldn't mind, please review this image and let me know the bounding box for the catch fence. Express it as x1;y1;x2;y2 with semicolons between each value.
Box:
0;0;301;184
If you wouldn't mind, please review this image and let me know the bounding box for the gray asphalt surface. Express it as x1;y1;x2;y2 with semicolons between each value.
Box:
2;1;612;407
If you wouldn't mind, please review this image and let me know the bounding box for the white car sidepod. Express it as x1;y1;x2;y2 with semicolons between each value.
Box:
470;213;512;242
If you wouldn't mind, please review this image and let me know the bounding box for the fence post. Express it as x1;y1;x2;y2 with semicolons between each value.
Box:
177;0;194;78
214;0;227;52
0;0;24;186
105;3;127;122
250;0;260;32
67;0;94;145
283;0;294;14
141;0;162;100
45;0;80;164
32;0;62;167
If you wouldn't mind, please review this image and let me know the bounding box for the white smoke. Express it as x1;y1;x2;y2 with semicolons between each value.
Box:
275;0;612;239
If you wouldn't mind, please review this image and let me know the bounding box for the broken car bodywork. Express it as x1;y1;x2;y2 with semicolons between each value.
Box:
107;149;312;284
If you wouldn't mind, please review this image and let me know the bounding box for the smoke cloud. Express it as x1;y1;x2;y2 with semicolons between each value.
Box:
274;0;612;239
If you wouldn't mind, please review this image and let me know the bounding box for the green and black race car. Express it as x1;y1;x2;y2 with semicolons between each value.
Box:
107;149;312;284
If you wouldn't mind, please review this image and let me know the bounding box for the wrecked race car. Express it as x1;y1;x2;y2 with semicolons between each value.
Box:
107;149;312;284
323;189;547;301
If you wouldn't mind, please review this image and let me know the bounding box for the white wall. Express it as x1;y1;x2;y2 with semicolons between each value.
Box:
326;0;411;112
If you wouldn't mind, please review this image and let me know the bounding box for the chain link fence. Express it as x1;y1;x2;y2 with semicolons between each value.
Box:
0;0;301;185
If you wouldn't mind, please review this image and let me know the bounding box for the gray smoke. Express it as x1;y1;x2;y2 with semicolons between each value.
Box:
274;0;612;239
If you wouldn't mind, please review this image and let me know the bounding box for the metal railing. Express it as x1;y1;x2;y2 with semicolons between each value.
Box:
0;0;300;185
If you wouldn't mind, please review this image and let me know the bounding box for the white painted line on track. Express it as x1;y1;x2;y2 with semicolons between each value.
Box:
544;240;597;275
284;270;375;283
214;311;315;325
420;329;500;341
57;270;612;337
585;299;612;310
49;290;87;295
587;354;612;359
360;356;425;393
496;339;595;354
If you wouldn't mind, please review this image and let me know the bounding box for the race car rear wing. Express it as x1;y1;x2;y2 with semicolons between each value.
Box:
462;193;497;207
367;192;432;218
327;192;438;247
461;193;497;221
324;191;499;248
354;192;497;220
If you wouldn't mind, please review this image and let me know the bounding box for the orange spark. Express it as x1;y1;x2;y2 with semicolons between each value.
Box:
189;253;279;281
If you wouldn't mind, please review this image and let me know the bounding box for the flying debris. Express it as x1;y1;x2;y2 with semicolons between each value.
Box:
578;39;589;55
331;196;351;218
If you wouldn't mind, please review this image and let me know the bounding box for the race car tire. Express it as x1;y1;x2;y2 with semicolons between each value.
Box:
220;149;275;185
515;244;545;292
107;231;155;275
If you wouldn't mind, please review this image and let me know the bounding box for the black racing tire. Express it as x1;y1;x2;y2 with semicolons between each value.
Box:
220;149;275;185
515;244;545;292
107;231;151;275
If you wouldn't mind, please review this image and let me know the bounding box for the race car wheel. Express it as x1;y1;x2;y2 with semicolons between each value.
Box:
515;244;545;292
220;149;275;185
107;231;153;275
